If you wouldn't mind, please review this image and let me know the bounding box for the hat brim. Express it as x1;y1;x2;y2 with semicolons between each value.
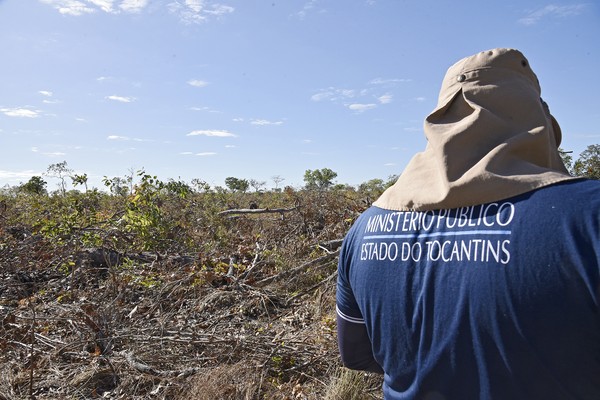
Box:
550;114;562;147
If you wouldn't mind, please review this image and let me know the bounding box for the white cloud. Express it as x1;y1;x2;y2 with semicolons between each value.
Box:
370;78;411;85
107;135;129;141
168;1;235;24
518;4;587;25
88;0;115;12
415;97;426;102
120;0;149;13
187;129;236;137
251;119;283;126
378;94;393;104
39;0;96;15
342;89;358;97
312;84;396;113
31;147;66;157
1;107;41;118
311;87;357;102
40;90;59;104
190;106;221;113
0;170;42;181
204;4;234;16
348;103;377;113
106;95;135;103
107;135;151;142
310;92;333;102
185;0;203;12
188;79;209;87
296;0;326;19
40;0;149;15
180;150;218;156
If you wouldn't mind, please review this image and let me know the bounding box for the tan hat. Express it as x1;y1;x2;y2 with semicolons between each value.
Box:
374;48;576;211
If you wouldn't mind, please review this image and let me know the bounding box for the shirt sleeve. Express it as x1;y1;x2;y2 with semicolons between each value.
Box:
337;314;384;374
336;230;383;374
336;231;365;323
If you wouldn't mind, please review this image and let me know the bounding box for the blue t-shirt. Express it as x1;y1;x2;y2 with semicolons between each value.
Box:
337;180;600;399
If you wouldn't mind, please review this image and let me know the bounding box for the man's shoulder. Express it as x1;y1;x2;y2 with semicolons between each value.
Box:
541;178;600;191
349;179;599;226
526;179;600;204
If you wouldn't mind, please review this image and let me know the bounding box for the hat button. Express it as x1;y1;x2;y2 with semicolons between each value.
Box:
457;74;466;82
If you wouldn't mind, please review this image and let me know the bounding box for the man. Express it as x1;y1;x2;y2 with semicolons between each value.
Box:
336;48;600;399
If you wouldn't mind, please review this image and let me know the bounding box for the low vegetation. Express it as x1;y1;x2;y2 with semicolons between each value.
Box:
0;168;390;399
0;144;597;399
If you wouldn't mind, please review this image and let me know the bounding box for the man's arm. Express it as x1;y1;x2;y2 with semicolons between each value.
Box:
337;313;384;374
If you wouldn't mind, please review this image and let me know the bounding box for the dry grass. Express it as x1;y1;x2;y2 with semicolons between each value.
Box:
0;188;379;398
324;367;383;400
180;363;261;400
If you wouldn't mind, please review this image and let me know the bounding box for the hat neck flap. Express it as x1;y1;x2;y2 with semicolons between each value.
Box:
374;48;576;211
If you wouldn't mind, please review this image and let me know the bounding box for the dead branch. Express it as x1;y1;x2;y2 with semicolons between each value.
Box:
285;271;337;305
317;239;344;254
217;206;297;217
254;249;340;286
121;351;201;378
0;186;362;399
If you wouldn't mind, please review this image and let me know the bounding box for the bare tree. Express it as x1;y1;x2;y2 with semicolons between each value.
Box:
271;175;285;191
249;179;266;193
45;161;74;195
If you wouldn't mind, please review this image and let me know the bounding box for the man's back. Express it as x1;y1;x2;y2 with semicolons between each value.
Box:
337;179;600;399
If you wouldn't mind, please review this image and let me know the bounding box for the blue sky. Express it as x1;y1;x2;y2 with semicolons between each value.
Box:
1;0;598;191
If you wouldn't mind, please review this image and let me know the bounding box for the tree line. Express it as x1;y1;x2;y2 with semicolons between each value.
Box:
7;144;600;197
